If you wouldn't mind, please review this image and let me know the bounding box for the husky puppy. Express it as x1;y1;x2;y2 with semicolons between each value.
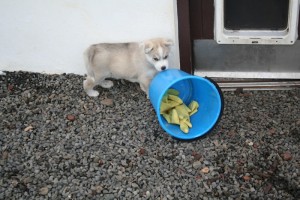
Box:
83;38;173;97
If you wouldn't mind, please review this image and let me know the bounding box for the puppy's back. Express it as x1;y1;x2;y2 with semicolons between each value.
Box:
84;42;143;76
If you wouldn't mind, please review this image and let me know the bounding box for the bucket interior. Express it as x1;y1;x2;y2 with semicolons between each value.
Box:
158;77;222;139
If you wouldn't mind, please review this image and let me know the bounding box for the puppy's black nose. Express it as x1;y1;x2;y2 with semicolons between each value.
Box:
161;66;166;71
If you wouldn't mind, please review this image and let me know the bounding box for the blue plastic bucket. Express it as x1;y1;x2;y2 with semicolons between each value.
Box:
149;69;223;140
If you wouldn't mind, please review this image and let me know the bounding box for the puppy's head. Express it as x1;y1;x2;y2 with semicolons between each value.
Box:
143;38;173;71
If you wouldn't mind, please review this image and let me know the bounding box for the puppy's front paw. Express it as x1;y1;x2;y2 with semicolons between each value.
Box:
100;80;114;88
87;90;99;97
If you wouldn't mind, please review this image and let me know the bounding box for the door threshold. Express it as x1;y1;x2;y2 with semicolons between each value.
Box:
195;71;300;91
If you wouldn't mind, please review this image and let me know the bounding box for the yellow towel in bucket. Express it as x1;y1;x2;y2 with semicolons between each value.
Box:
160;89;199;133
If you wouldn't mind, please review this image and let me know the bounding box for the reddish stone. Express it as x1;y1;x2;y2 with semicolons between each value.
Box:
66;114;76;121
281;152;292;161
243;175;251;181
139;148;146;155
8;84;14;91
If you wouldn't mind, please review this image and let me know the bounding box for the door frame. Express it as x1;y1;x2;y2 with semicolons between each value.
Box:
177;0;193;74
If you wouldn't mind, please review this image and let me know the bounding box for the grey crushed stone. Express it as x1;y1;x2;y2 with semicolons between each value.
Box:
0;71;299;200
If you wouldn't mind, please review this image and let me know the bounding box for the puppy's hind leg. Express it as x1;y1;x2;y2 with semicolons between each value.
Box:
83;46;100;97
99;79;114;89
95;73;114;88
83;76;113;96
83;76;99;97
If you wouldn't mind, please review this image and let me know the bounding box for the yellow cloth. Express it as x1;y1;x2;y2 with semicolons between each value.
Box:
160;89;199;133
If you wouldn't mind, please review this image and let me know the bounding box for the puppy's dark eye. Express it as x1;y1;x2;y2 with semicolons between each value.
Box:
163;55;168;59
153;58;159;61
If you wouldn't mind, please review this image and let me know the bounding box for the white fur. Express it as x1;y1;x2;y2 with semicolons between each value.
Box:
83;38;173;97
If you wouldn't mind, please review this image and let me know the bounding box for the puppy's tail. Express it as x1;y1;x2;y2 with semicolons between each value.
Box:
83;45;97;78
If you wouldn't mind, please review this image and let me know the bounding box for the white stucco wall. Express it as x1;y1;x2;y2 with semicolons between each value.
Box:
0;0;179;75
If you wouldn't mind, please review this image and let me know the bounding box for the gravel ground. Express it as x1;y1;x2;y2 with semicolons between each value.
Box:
0;71;299;200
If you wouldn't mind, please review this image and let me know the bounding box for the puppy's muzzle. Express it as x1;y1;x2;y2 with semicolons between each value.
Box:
161;66;166;71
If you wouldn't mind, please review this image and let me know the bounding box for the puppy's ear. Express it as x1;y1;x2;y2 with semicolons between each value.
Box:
143;42;153;54
164;39;174;46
